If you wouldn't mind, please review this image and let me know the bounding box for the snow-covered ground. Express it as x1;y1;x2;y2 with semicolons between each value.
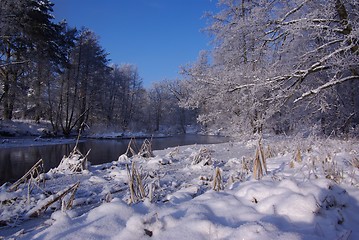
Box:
1;136;359;239
0;120;53;137
0;120;80;149
86;131;167;139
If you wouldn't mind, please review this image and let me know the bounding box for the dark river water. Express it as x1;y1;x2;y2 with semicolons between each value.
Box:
0;135;229;185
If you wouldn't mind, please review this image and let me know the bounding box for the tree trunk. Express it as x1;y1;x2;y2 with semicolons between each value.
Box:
2;73;12;120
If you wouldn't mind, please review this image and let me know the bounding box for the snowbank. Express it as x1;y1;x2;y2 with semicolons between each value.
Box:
1;137;359;239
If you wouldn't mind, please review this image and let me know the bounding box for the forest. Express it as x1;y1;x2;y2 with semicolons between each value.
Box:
1;0;358;137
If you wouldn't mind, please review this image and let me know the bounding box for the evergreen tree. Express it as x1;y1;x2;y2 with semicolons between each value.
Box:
0;0;63;120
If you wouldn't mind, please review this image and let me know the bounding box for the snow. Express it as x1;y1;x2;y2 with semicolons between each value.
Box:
86;131;167;140
1;136;359;239
0;120;53;138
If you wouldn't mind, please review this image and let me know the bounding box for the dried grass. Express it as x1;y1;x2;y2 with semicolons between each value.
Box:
350;157;359;169
253;138;267;180
212;167;223;191
294;148;302;163
125;138;139;157
241;156;251;174
139;139;154;158
26;182;80;217
265;145;274;159
8;159;45;192
123;138;154;159
126;161;149;204
57;147;91;173
192;148;212;166
322;155;344;183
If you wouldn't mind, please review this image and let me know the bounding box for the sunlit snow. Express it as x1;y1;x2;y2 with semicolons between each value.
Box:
1;136;359;239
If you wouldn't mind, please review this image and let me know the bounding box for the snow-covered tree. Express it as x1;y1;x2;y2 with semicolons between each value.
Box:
54;28;111;136
101;63;144;131
0;0;61;120
182;0;359;135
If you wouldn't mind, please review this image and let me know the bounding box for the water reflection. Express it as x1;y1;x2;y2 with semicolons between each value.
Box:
0;135;229;184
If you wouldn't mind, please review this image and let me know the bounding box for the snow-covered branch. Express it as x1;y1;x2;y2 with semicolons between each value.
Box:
278;0;310;23
227;83;256;92
294;75;359;102
0;60;30;68
300;39;343;59
280;18;339;26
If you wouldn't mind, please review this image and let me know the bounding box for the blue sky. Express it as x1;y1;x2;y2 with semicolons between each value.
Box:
52;0;218;87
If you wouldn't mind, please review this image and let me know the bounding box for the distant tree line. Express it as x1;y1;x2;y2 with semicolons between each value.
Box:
0;0;196;136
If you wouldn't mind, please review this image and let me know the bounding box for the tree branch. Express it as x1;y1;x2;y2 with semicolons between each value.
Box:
294;75;359;102
0;60;30;68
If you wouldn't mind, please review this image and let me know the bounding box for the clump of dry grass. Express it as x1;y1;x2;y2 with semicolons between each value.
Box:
126;161;149;204
192;148;212;166
121;138;154;160
212;167;223;191
294;148;302;163
322;155;344;184
241;156;251;174
350;157;359;169
57;146;91;173
139;139;154;158
253;138;267;180
55;125;91;174
265;145;274;159
290;148;303;168
124;138;140;157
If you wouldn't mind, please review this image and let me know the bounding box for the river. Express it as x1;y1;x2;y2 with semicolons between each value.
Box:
0;135;230;184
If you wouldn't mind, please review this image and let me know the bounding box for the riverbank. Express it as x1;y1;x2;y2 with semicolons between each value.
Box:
0;120;52;138
0;119;204;145
1;136;359;239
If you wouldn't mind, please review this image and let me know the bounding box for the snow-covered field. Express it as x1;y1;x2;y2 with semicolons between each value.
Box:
1;136;359;239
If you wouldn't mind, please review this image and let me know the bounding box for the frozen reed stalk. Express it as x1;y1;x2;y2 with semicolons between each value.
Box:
57;147;91;173
265;145;274;159
8;159;45;192
253;138;267;180
26;182;80;217
126;161;148;204
295;148;302;163
322;156;344;183
241;156;250;174
213;167;223;191
61;182;80;212
125;138;139;157
139;139;154;158
350;157;359;169
192;148;212;165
